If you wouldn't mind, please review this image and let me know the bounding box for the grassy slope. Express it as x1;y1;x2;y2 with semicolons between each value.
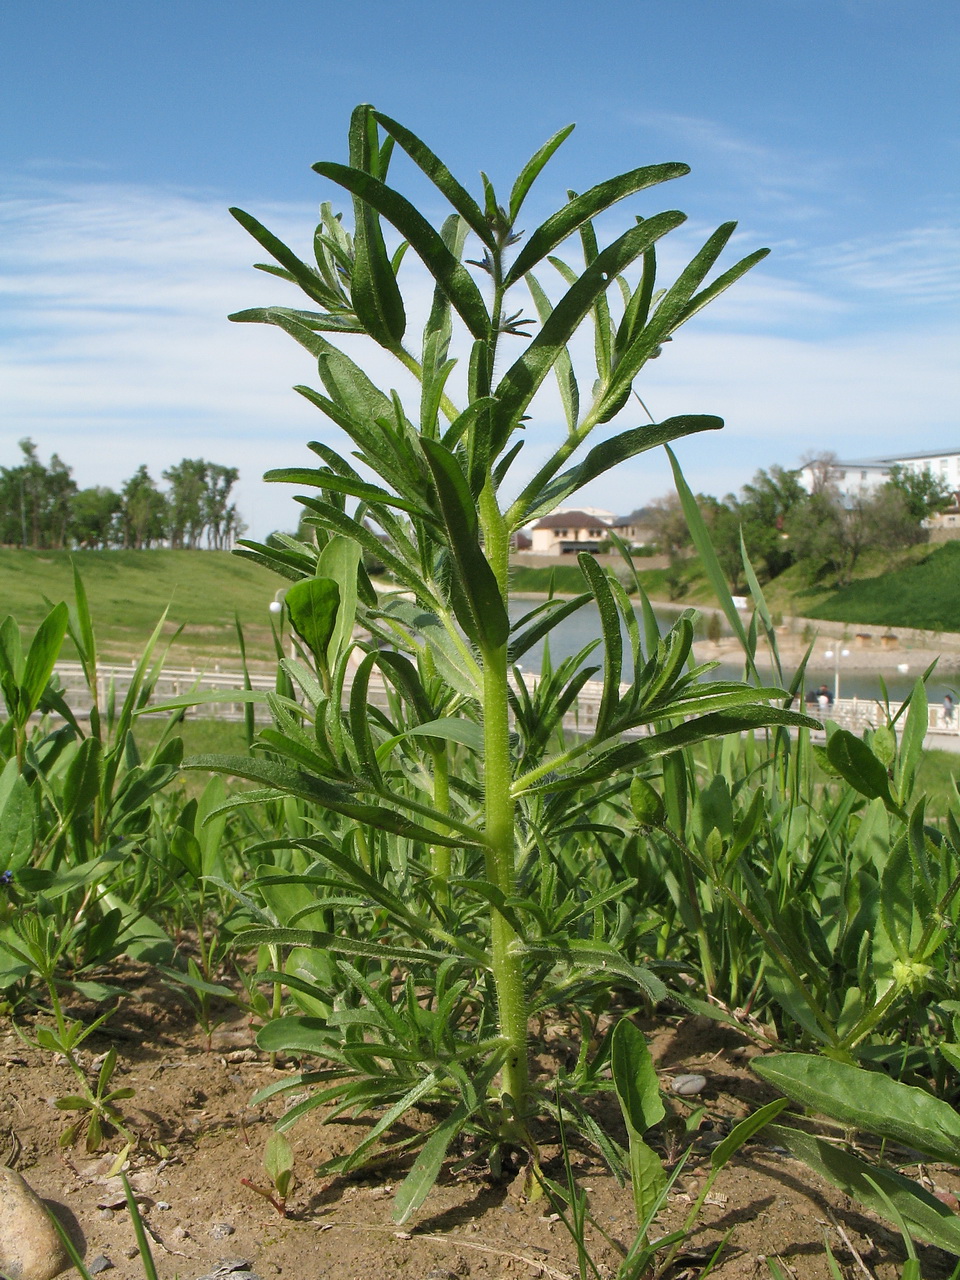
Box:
0;548;283;665
805;542;960;632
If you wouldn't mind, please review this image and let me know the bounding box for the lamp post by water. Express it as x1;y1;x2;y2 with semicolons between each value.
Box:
823;646;850;703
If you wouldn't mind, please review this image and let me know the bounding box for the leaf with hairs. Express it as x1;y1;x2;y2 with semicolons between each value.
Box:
494;213;685;452
373;110;493;247
229;208;340;308
504;163;689;285
347;105;406;348
767;1125;960;1254
518;416;720;526
420;439;508;651
312;162;490;338
508;123;576;224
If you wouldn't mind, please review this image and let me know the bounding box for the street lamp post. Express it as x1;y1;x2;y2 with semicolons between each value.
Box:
823;646;850;704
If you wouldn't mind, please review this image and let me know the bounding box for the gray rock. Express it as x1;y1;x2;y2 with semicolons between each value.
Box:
197;1260;254;1277
670;1072;707;1096
207;1222;236;1240
88;1256;114;1274
0;1165;70;1280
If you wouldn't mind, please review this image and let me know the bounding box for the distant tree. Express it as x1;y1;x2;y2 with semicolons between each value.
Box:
0;439;77;548
799;450;840;496
120;466;167;549
883;464;953;523
203;463;240;549
71;486;122;548
646;493;692;560
163;458;208;548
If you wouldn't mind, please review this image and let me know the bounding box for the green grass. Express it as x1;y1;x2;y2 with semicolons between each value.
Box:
509;561;673;598
806;542;960;632
0;548;283;665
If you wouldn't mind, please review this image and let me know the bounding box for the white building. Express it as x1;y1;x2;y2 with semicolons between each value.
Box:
798;449;960;497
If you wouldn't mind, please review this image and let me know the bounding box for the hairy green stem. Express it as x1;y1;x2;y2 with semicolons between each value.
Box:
479;482;530;1125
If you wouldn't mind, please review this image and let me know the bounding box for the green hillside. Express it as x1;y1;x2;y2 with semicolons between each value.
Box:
0;548;282;665
804;541;960;632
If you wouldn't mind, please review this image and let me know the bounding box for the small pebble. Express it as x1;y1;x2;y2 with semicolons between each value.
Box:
154;1201;171;1211
124;1246;139;1260
98;1209;115;1222
88;1256;114;1274
208;1222;236;1239
671;1072;707;1096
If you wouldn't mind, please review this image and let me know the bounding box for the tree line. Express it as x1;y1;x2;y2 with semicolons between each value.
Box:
0;440;246;551
644;452;956;596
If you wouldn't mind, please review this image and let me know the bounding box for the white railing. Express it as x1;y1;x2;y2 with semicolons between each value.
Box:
45;664;960;742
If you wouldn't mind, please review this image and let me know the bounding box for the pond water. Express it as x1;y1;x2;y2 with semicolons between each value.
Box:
508;597;955;704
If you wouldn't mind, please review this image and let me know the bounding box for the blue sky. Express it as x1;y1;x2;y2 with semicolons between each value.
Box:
1;1;957;538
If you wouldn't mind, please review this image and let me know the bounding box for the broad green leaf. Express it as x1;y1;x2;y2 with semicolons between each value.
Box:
768;1124;960;1254
285;577;341;668
318;536;362;668
504;162;689;285
754;1054;960;1164
62;736;103;822
611;1019;665;1134
826;730;897;809
22;601;69;720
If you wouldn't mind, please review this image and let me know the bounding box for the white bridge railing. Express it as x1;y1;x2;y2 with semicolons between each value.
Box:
48;663;960;743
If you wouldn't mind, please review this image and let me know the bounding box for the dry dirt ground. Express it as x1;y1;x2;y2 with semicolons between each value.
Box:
2;969;959;1280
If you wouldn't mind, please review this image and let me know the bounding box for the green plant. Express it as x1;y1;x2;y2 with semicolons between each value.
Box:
241;1131;296;1218
195;103;815;1219
755;1051;960;1259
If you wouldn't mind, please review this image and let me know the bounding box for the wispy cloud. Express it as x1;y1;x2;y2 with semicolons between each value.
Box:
1;176;957;536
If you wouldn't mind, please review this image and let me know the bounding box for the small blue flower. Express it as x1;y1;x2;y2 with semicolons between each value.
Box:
0;871;12;887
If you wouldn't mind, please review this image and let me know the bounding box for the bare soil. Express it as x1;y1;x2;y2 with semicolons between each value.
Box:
3;970;959;1280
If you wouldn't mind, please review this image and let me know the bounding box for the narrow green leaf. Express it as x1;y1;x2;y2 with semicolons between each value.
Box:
312;162;490;338
504;163;689;286
420;438;508;651
348;104;407;348
518;415;720;526
665;445;759;679
372;110;494;247
229;208;340;309
495;212;686;451
393;1098;475;1224
508;124;576;224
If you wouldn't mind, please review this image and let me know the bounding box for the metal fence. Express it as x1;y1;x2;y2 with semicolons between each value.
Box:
48;663;960;743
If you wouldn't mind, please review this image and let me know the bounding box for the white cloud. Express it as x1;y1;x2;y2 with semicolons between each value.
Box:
1;176;956;538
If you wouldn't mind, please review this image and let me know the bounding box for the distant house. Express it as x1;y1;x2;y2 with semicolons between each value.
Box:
529;509;613;556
